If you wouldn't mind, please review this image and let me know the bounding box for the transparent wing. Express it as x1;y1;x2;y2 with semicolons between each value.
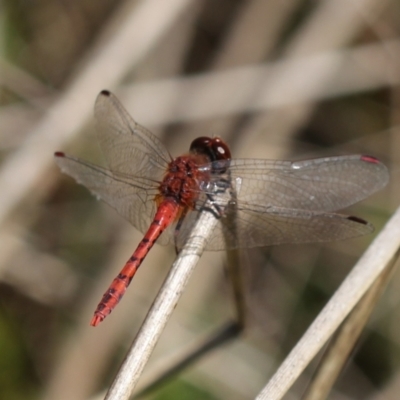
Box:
58;97;389;253
222;155;388;212
55;90;177;245
176;204;373;251
54;153;174;245
176;154;387;250
94;90;171;178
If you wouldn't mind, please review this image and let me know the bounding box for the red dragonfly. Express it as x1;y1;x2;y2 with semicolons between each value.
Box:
55;90;388;326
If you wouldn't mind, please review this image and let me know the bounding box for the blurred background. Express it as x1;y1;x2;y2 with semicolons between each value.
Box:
0;0;399;399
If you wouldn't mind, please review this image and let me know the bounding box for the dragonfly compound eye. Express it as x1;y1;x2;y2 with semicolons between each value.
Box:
189;136;231;162
210;137;231;161
189;137;212;154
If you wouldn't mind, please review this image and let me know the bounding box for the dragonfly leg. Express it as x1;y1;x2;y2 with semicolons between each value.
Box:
202;193;226;219
173;207;189;254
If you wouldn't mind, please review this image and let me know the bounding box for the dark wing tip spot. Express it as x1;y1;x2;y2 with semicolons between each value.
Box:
347;215;368;225
54;151;65;157
100;89;111;96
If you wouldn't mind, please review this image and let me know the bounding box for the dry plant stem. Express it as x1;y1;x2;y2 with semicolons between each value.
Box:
128;203;245;397
233;0;388;155
0;58;52;106
105;208;220;400
121;39;400;127
134;321;241;398
223;184;247;328
226;250;247;328
256;205;400;400
303;250;400;400
132;225;246;396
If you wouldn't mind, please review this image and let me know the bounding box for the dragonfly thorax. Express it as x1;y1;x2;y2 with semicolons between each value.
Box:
158;155;211;209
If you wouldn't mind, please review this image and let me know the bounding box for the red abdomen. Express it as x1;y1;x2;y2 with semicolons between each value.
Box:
90;198;180;326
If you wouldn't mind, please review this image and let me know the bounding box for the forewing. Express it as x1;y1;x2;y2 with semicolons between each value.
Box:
225;155;388;212
54;153;172;245
94;90;171;178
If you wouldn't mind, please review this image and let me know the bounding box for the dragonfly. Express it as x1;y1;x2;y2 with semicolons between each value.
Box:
54;90;389;326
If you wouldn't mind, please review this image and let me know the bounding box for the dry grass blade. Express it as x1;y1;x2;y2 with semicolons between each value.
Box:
225;249;247;328
256;206;400;400
119;39;400;127
303;250;400;400
104;205;221;400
